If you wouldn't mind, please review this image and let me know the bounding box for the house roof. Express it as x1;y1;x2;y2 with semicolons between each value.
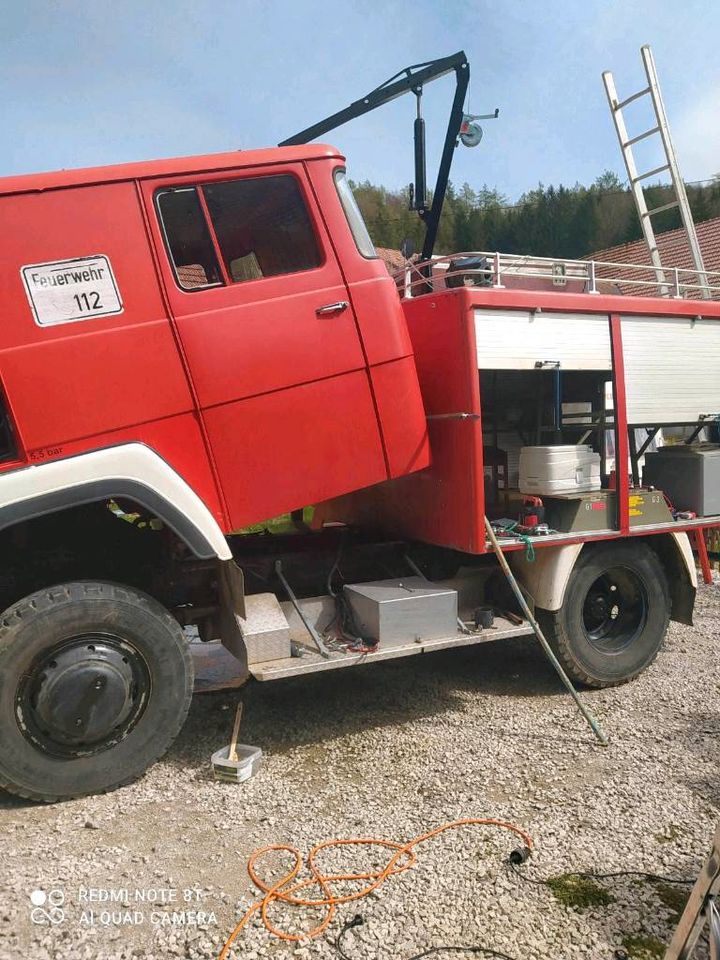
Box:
376;247;405;273
591;215;720;297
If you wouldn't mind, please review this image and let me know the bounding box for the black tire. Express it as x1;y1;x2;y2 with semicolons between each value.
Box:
537;541;670;688
0;581;193;802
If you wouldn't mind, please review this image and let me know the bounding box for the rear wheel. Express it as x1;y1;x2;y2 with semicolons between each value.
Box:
0;581;193;802
537;542;670;688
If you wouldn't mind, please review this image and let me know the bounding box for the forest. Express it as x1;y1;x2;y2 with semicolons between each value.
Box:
351;171;720;259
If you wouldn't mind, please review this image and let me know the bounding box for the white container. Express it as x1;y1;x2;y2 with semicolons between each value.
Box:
519;445;601;495
211;744;263;783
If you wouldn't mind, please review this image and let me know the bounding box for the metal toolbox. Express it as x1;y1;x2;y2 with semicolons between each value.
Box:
239;593;292;664
344;577;458;646
544;489;672;532
643;444;720;516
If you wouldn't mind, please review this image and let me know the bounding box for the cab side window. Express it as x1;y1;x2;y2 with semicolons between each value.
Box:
156;174;322;292
204;176;322;282
156;188;223;291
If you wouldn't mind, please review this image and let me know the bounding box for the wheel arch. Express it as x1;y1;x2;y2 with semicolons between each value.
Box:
507;542;583;612
643;531;696;626
509;532;696;625
0;443;232;561
0;444;248;678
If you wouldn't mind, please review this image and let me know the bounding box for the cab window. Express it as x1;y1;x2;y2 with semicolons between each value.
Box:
334;168;377;259
203;175;322;282
156;188;223;291
156;174;322;291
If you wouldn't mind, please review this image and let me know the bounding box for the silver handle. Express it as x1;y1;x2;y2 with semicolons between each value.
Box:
315;300;349;316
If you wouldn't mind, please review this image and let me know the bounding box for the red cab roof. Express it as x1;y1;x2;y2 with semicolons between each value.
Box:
0;143;343;196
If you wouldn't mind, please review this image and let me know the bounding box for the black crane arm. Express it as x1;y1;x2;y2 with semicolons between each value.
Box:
280;52;470;262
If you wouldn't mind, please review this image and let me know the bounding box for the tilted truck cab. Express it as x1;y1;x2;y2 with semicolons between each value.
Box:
0;145;428;532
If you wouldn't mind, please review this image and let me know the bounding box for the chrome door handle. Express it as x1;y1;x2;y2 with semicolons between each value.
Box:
315;301;349;316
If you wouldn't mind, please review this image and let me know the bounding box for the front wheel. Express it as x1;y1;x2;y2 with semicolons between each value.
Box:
537;542;670;688
0;581;193;802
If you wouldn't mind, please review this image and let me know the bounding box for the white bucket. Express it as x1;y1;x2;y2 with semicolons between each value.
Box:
211;744;263;783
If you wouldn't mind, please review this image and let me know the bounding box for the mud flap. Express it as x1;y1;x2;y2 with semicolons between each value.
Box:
217;560;249;680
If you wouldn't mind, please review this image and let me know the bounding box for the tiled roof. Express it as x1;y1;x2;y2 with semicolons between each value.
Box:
591;216;720;297
376;247;405;273
176;264;210;288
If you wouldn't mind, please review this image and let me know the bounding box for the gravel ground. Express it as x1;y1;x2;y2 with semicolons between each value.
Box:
1;582;719;960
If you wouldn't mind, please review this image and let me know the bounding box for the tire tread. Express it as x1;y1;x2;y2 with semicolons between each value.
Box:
537;541;669;689
0;581;193;803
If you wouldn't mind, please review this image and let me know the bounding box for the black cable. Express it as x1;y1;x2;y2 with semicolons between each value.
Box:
406;948;517;960
324;539;379;651
507;859;694;887
335;916;516;960
333;853;694;960
326;539;344;598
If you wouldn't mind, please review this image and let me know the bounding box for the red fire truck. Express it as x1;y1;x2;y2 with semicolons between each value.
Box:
0;54;718;801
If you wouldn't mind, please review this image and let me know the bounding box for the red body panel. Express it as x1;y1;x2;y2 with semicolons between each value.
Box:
139;160;393;525
304;163;415;366
0;145;341;197
0;182;197;461
140;164;368;409
369;357;430;479
610;314;630;535
204;370;386;528
316;290;485;551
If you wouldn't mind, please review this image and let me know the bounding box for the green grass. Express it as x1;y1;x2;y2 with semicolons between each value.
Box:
546;874;614;909
620;933;665;959
652;881;688;921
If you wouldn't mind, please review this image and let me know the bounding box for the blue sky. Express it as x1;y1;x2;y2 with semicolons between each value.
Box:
2;0;719;200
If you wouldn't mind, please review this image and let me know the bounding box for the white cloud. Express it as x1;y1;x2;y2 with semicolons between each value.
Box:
673;82;720;182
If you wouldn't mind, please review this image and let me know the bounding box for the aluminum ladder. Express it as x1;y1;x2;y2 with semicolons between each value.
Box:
602;44;710;299
663;822;720;958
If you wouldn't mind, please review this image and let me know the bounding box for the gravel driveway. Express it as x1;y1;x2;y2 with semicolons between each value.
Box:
1;583;719;960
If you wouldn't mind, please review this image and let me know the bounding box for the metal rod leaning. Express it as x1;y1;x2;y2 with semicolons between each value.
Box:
274;560;331;658
404;554;471;634
484;516;609;746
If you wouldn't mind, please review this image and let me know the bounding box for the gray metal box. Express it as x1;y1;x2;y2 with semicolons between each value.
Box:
239;593;292;664
344;577;458;646
643;444;720;517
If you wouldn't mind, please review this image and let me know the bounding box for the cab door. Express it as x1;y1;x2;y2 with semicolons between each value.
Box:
142;164;387;529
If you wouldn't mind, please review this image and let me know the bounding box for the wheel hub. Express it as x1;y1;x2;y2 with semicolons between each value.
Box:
18;634;150;757
586;593;611;622
581;567;648;654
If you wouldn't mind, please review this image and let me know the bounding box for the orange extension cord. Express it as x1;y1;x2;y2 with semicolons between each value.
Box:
218;817;534;959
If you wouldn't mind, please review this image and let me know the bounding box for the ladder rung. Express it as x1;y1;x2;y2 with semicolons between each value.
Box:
614;86;651;110
623;125;660;147
632;163;670;182
643;200;680;217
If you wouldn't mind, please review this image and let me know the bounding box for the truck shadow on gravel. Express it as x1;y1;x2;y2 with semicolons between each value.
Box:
0;635;578;805
169;634;589;766
673;710;720;809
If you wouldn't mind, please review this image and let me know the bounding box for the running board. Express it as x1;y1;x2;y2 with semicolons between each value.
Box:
251;615;533;681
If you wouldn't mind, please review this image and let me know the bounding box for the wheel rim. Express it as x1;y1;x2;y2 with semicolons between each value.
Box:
581;565;648;654
15;633;151;758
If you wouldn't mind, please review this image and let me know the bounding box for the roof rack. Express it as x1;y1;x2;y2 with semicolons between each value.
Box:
396;251;720;301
